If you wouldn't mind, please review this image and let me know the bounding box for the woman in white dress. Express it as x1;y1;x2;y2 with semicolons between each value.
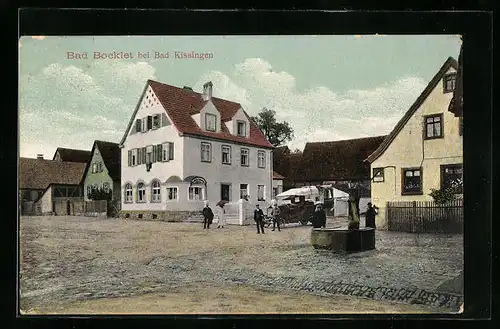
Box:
217;201;226;228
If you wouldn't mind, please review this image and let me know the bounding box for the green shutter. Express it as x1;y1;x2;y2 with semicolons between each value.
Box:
135;119;141;132
157;144;162;162
138;148;142;165
142;147;147;164
128;150;132;166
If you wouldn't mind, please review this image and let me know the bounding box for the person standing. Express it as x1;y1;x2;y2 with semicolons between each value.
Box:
217;201;226;228
202;201;214;230
254;204;265;234
365;202;378;229
311;204;326;229
271;203;281;232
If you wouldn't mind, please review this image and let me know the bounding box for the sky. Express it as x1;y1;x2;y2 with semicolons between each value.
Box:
18;35;461;158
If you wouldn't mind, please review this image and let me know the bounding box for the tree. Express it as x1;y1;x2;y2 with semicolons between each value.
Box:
251;108;294;147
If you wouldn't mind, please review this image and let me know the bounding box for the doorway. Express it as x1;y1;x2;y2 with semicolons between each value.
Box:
66;200;71;215
220;183;231;202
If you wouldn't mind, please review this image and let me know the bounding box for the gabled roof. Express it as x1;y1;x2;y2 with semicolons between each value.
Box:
120;80;273;149
300;136;386;182
19;157;86;190
273;171;285;180
52;147;91;163
81;140;121;184
366;56;458;163
448;45;463;117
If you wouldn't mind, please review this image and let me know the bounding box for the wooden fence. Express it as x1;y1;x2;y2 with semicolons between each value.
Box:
387;199;463;234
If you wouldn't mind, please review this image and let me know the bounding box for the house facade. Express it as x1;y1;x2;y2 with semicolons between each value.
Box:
119;80;274;218
19;156;86;215
82;140;121;203
366;57;463;229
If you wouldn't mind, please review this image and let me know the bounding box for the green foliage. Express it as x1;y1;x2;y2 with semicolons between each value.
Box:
429;187;456;205
88;187;112;201
251;108;294;147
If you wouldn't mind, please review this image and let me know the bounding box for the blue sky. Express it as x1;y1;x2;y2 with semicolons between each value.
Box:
18;35;461;158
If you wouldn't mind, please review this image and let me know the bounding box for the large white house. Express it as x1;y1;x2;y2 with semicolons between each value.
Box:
119;80;274;219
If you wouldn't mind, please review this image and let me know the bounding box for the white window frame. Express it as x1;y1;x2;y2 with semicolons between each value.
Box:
240;148;249;166
152;114;161;129
124;183;133;203
137;182;146;203
201;142;212;163
141;117;147;132
166;187;178;201
221;145;231;165
205;113;217;132
237;120;247;137
257;184;265;201
239;183;249;199
151;180;161;203
188;186;205;201
257;150;266;168
131;149;138;166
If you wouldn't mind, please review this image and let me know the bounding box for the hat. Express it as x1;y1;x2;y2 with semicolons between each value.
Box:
367;202;372;206
204;200;209;206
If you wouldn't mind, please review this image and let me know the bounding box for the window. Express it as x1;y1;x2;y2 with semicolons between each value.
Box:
205;113;217;132
98;162;103;172
240;148;249;166
147;115;153;130
201;142;212;162
257;150;266;168
137;182;146;202
131;149;138;166
441;164;463;194
151;180;161;202
102;182;110;193
443;73;457;93
188;187;204;201
221;183;231;202
86;185;92;197
425;114;443;139
272;187;279;198
402;168;423;195
373;168;385;183
141;117;147;132
162;142;174;161
237;121;247;137
167;187;178;201
459;117;463;136
257;185;265;201
240;184;248;199
152;114;160;129
135;119;141;133
222;145;231;165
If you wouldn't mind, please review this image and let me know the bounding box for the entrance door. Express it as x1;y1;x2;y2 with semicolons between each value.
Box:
220;184;231;202
66;200;71;215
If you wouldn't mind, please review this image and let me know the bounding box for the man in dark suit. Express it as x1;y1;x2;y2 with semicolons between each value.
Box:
202;201;214;229
254;204;265;234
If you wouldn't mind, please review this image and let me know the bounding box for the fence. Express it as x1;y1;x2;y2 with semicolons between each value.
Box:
387;199;463;234
67;200;108;217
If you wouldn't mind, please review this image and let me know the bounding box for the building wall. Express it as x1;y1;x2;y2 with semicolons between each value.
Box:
121;85;184;212
183;136;273;208
39;186;53;214
83;144;115;201
370;67;463;228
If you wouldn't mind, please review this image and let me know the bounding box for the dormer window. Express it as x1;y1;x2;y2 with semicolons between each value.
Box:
237;121;247;137
443;73;456;93
205;113;217;132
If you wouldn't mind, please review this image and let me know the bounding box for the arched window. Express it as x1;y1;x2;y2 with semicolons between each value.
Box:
151;180;161;202
137;182;146;203
124;183;133;203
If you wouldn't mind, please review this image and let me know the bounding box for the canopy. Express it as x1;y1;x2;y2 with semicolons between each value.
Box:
276;185;349;199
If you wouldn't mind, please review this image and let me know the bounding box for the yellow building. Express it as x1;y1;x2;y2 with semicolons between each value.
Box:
366;57;463;229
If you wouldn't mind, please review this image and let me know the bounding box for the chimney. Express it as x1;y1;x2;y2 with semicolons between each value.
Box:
36;154;43;160
202;81;213;101
183;86;193;91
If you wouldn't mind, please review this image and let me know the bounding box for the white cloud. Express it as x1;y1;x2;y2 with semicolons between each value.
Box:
195;58;426;150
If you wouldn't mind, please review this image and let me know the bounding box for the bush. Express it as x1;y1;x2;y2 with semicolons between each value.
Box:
429;187;458;205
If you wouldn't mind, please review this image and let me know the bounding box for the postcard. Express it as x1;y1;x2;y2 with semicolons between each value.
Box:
18;35;463;315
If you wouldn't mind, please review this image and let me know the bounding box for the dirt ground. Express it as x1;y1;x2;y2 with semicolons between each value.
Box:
19;216;462;314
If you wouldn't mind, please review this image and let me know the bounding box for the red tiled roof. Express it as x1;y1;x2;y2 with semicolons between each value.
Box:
19;157;86;190
146;80;273;148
